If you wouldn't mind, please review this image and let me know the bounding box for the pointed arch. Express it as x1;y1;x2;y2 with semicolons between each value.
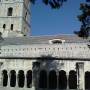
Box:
2;70;8;87
58;70;67;89
26;70;32;88
39;70;47;88
69;70;77;89
49;70;57;89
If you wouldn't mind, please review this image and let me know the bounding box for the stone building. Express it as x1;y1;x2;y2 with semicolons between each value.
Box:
0;0;90;90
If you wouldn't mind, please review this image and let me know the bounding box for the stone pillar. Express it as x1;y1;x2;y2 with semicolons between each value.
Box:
24;70;27;88
32;61;40;90
76;62;84;90
0;62;3;87
16;70;18;87
0;70;2;87
7;70;10;87
66;71;69;90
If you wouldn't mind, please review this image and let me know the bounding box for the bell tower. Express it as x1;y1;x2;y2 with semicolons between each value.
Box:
0;0;31;37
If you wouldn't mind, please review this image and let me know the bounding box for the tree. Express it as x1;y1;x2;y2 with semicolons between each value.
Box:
30;0;67;9
74;3;90;39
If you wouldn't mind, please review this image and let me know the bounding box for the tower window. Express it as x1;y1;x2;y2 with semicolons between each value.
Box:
11;24;13;30
7;7;13;16
3;24;6;29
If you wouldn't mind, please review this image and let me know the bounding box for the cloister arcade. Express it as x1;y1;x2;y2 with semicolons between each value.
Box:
2;70;32;88
0;57;90;90
2;69;90;89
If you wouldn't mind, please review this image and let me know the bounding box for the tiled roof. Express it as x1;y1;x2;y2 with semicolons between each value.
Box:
0;34;89;45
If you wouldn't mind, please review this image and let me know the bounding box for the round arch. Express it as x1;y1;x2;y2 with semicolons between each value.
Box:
18;70;25;88
2;70;8;87
69;70;77;89
85;71;90;89
26;70;32;88
10;70;16;87
39;70;47;88
58;70;67;89
49;70;57;89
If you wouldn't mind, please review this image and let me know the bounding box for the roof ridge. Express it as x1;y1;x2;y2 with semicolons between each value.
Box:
29;34;76;38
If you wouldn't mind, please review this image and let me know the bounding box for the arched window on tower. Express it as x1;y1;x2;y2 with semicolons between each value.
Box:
69;70;77;89
58;70;67;89
10;70;16;87
3;24;6;29
85;71;90;89
18;70;25;88
39;70;47;89
49;70;57;89
2;70;8;87
7;7;13;16
26;70;32;88
11;24;13;31
25;12;27;21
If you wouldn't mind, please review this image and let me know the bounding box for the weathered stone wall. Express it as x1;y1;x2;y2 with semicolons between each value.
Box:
0;43;90;59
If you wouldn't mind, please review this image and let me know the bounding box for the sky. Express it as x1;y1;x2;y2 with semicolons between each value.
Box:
31;0;86;36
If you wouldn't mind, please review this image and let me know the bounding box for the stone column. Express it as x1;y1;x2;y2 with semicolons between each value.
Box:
32;61;40;90
0;70;2;87
66;71;69;90
16;70;18;87
7;70;10;87
0;62;3;87
76;62;84;90
24;70;27;88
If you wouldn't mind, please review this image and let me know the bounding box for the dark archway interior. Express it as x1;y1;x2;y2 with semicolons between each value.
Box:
49;70;57;89
26;70;32;88
18;70;25;88
39;70;47;88
58;70;67;89
69;70;77;89
85;71;90;89
10;70;16;87
2;70;8;87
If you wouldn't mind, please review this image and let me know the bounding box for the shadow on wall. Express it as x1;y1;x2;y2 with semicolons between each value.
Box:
33;55;77;90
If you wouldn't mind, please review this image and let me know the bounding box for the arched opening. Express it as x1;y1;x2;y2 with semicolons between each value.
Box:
85;71;90;89
18;70;25;88
69;70;77;89
58;70;67;89
3;24;6;29
39;70;47;88
2;70;8;87
11;24;13;30
7;7;13;16
49;70;57;89
26;70;32;88
10;70;16;87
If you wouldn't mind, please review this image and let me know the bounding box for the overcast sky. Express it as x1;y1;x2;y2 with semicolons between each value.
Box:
31;0;86;36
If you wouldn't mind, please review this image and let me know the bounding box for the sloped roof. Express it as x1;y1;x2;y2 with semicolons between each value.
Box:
0;34;89;45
